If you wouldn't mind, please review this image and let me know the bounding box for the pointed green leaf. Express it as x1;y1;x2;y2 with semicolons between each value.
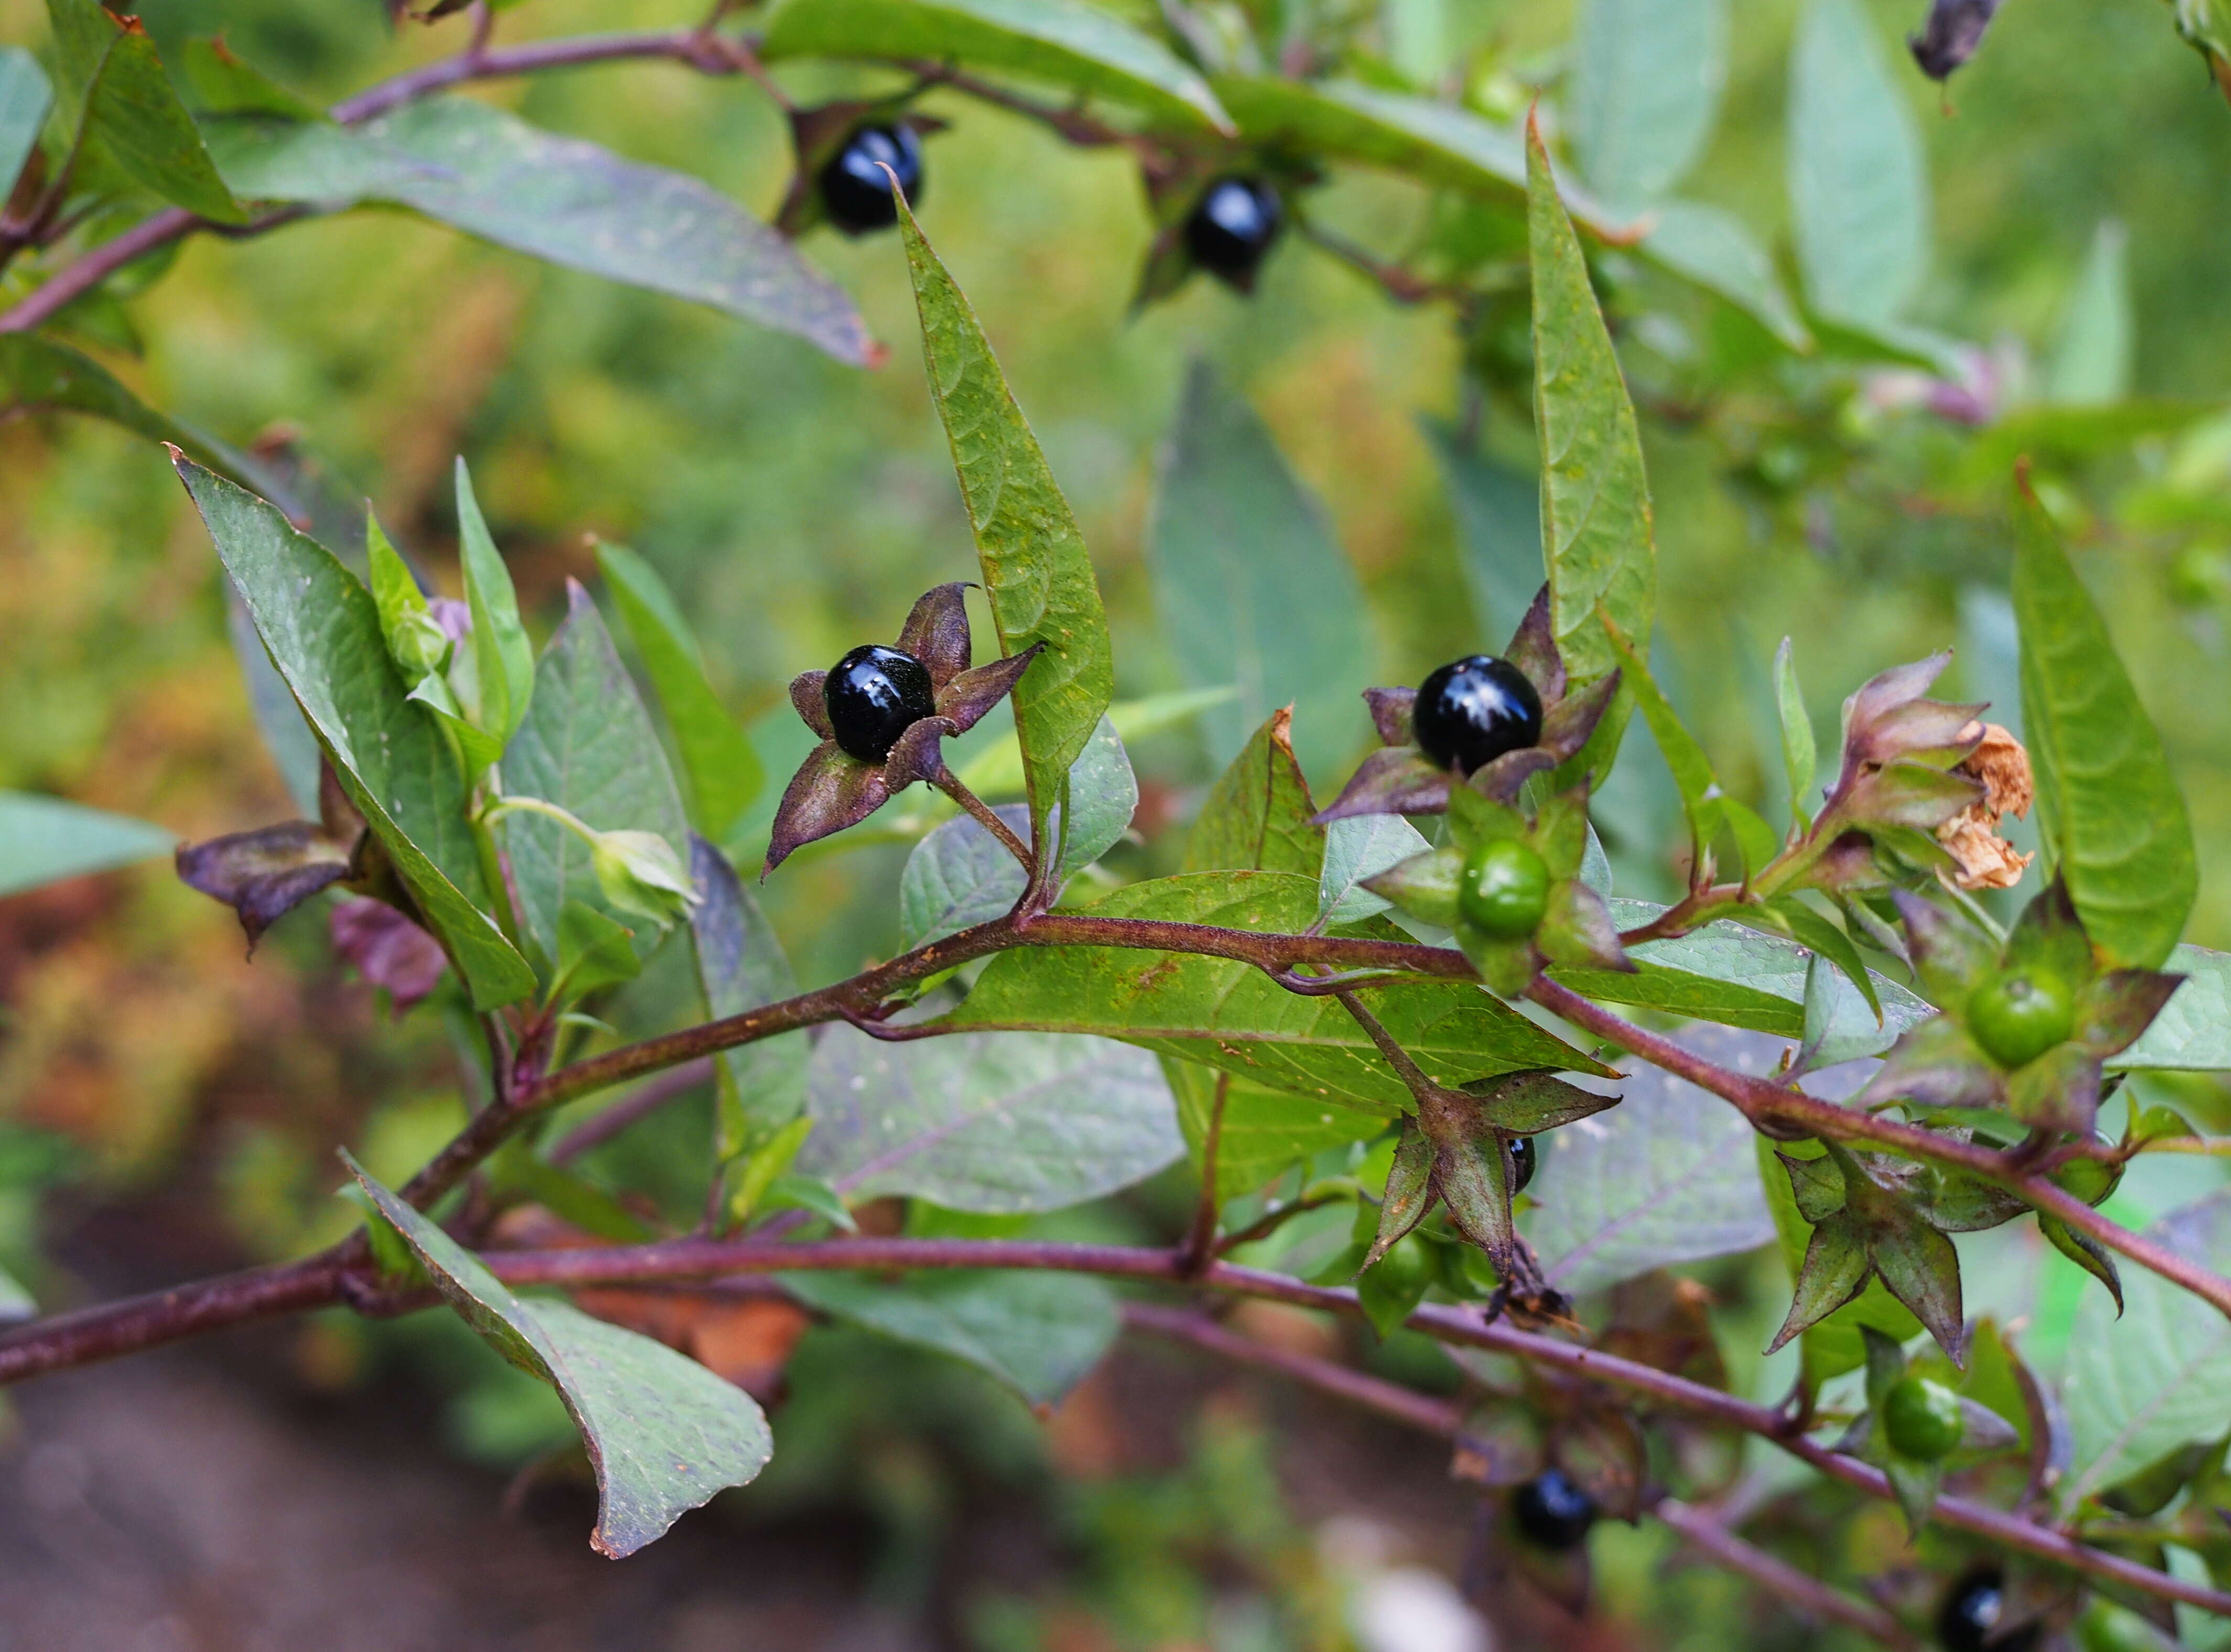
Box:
1766;1218;1873;1353
173;458;533;1009
0;333;262;480
347;1156;771;1557
782;1270;1119;1408
46;0;246;223
1570;0;1727;208
799;1026;1181;1212
0;792;174;897
1528;119;1656;686
1787;0;1929;328
2014;491;2196;968
760;0;1230;133
454;459;535;756
205;98;875;364
690;835;806;1158
1148;362;1371;780
501;585;688;964
178;36;322;120
2047;220;2133;407
0;47;51;197
892;193;1113;840
1183;706;1325;875
1774;637;1818;830
949;871;1612;1106
367;512;447;682
1365;1119;1436;1268
597;542;760;845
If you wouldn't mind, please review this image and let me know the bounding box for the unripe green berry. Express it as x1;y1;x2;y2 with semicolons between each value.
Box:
1882;1374;1964;1462
1458;839;1550;940
1966;968;2076;1070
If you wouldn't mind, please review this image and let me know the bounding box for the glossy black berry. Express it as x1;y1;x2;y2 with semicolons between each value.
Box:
825;644;936;762
819;124;924;235
1510;1134;1537;1196
1183;176;1284;288
1938;1569;2040;1652
1512;1467;1596;1550
1413;655;1544;775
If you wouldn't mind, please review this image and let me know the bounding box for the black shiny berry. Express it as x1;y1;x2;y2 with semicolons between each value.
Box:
1512;1467;1596;1550
819;124;924;235
1510;1134;1537;1196
1938;1569;2040;1652
1183;176;1284;288
1413;655;1544;775
825;644;936;762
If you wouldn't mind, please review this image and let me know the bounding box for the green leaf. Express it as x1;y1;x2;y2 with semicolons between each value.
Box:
2060;1188;2231;1511
551;900;642;1007
949;871;1612;1106
901;717;1135;948
45;0;246;223
452;460;534;758
1425;419;1543;643
2047;220;2133;407
203;98;876;364
0;333;259;479
1166;1057;1390;1205
1148;362;1372;780
1786;0;1929;328
1601;618;1718;852
366;511;447;681
1756;1138;1921;1381
799;1027;1182;1212
347;1156;771;1557
500;585;688;964
1529;118;1656;686
690;836;807;1158
2014;491;2196;968
0;791;173;897
1525;1031;1775;1298
949;687;1231;802
177;36;322;120
1633;200;1813;353
486;1139;656;1244
1183;707;1325;876
1774;636;1818;830
596;542;760;846
760;0;1232;133
1319;814;1432;929
892;191;1114;840
2112;946;2231;1069
0;1258;35;1323
782;1270;1118;1408
1570;0;1727;208
174;458;533;1009
0;46;52;197
2164;0;2231;91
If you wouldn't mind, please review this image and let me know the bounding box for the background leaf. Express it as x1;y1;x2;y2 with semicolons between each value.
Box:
2015;492;2196;968
175;459;532;1009
501;585;690;964
46;0;245;223
1426;420;1543;643
204;98;876;365
950;871;1610;1105
0;792;174;898
0;46;51;196
796;1027;1183;1213
1529;120;1655;685
349;1158;771;1558
1786;0;1930;328
782;1270;1119;1408
2059;1187;2231;1510
2111;946;2231;1069
690;835;807;1156
1524;1027;1776;1298
2046;220;2133;406
760;0;1233;134
893;192;1114;837
1318;814;1431;929
1166;1057;1391;1205
1212;77;1535;209
1570;0;1727;209
1147;362;1371;782
598;543;761;847
1634;201;1812;352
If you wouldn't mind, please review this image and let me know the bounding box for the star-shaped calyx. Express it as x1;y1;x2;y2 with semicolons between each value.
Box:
1859;879;2182;1135
767;583;1041;875
1316;587;1621;823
